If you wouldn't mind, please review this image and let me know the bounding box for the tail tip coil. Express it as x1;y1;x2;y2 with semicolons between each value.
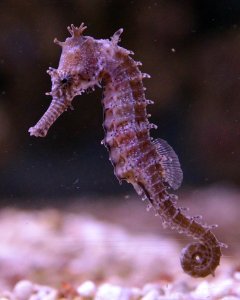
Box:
180;241;221;278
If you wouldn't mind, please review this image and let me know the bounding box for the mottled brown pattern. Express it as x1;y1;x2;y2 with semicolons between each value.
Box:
29;24;226;277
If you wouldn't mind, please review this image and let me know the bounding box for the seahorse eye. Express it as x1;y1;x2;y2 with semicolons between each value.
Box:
60;75;72;87
61;78;68;84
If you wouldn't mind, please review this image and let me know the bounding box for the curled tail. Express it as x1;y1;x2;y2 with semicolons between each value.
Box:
135;180;226;277
180;237;222;277
132;138;226;277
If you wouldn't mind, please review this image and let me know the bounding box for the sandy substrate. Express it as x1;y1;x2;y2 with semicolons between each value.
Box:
0;186;239;299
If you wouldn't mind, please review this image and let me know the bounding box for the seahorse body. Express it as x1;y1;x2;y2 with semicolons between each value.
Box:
29;24;225;277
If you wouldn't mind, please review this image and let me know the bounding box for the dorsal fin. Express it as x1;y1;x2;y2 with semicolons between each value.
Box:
153;138;183;190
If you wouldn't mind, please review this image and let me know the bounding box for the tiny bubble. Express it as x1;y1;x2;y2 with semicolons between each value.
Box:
171;48;176;53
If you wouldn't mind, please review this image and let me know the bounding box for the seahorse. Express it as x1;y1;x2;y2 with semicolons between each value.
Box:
29;24;226;277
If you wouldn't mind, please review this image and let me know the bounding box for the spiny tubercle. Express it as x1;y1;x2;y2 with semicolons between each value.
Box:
29;23;226;277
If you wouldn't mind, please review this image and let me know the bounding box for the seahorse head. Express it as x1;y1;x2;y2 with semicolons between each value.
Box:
28;23;122;137
47;24;101;102
28;24;102;138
